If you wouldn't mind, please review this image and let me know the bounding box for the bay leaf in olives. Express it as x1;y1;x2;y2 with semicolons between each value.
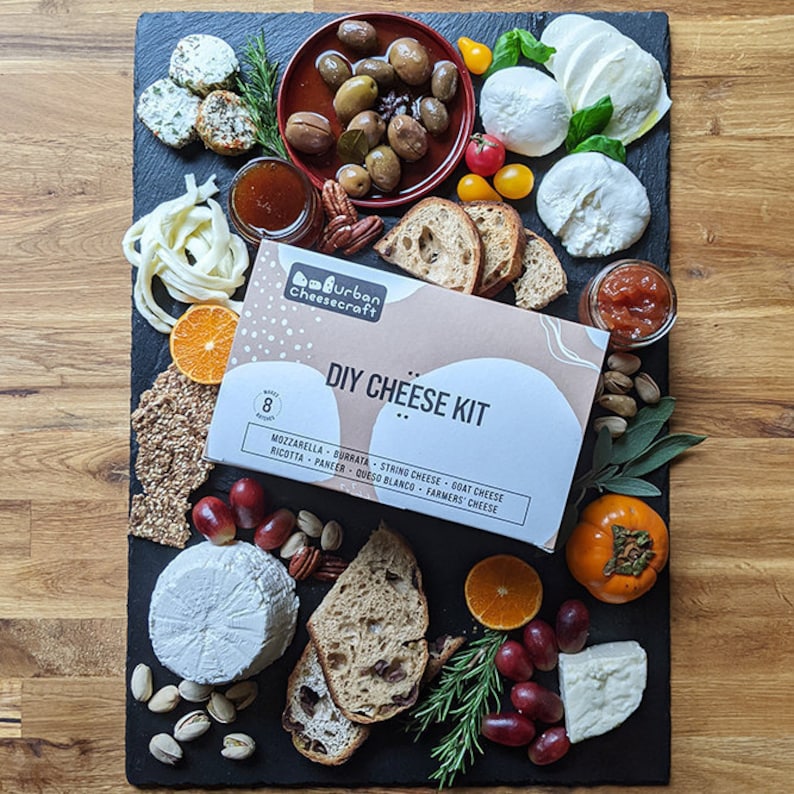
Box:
337;128;369;164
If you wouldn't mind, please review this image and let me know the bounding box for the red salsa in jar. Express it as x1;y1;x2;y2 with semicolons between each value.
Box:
578;260;677;350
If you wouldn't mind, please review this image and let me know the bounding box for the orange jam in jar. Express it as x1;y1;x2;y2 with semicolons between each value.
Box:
578;260;677;350
228;157;323;248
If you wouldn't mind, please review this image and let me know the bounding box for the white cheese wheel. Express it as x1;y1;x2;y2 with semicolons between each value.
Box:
136;78;200;149
169;34;239;97
536;151;651;258
558;640;647;744
149;540;298;685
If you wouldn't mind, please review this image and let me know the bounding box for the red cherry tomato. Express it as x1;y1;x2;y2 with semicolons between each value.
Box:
464;133;506;177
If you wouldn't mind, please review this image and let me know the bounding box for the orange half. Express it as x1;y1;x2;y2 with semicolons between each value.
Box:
169;304;239;385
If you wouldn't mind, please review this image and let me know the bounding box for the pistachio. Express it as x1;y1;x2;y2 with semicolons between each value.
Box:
593;373;604;402
321;519;343;551
173;710;211;742
208;691;237;724
593;415;628;438
221;732;256;761
296;510;323;538
147;684;180;713
225;680;258;711
149;733;183;765
607;351;642;376
597;393;638;418
178;679;213;703
634;372;661;404
130;663;153;703
279;530;308;559
603;370;634;395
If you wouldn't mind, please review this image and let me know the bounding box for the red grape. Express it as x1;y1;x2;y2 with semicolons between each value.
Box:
253;508;296;551
528;726;570;765
228;477;267;529
191;496;236;545
522;619;558;671
481;712;536;747
495;640;534;682
510;681;564;724
556;599;590;653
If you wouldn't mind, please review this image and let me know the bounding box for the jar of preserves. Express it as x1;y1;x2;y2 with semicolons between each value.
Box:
228;157;323;248
578;259;677;350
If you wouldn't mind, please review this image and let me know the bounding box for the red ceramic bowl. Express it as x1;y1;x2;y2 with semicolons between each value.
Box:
277;12;475;209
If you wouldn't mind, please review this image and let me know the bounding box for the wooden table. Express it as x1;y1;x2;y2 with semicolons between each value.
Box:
2;0;792;791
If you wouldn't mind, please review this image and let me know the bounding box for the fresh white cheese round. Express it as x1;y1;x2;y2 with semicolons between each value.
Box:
136;78;200;149
479;66;571;157
169;34;239;97
558;640;647;744
149;540;298;685
536;151;651;258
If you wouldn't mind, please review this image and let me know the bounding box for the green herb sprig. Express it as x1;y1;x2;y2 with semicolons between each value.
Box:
485;28;555;77
565;95;626;162
407;630;506;789
237;31;289;159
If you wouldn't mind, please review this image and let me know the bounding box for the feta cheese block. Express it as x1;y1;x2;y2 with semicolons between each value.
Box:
148;540;299;685
558;640;647;744
536;151;651;258
169;33;239;97
136;78;200;149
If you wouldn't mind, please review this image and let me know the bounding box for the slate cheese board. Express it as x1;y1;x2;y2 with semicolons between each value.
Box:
126;10;671;788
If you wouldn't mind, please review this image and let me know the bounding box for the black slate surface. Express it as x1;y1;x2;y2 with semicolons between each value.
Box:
127;11;671;788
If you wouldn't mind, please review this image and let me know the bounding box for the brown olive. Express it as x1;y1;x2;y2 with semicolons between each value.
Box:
353;58;395;89
387;114;428;162
284;111;334;155
365;145;402;192
333;75;379;124
431;60;459;103
419;97;450;135
388;37;432;86
337;20;378;54
316;51;352;92
347;110;386;149
336;164;372;198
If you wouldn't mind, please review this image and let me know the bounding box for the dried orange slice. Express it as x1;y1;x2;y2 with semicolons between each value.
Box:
169;304;239;385
464;555;543;631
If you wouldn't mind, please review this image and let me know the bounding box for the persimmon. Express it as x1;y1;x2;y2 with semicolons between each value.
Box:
565;494;669;604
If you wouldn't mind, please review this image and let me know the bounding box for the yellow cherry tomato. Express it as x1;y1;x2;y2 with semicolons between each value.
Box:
493;163;535;200
457;173;501;202
457;36;493;75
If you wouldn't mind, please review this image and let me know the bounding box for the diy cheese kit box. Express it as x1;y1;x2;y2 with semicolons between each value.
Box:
205;241;609;551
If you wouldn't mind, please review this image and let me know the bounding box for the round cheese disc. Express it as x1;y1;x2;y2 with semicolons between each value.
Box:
149;540;299;685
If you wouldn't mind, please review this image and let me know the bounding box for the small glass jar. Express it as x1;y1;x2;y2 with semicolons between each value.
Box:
228;157;323;249
578;259;677;350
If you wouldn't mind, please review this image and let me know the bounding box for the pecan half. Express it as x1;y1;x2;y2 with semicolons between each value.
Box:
288;545;322;580
312;554;349;582
342;215;385;255
321;179;358;224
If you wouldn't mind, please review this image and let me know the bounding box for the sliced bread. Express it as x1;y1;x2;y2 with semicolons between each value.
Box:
281;642;371;765
512;229;568;310
373;197;483;293
461;201;526;297
307;522;429;724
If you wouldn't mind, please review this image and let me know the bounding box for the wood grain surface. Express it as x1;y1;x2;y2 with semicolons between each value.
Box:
1;1;793;792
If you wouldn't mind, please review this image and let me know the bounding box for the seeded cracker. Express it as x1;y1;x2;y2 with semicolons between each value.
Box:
129;364;218;548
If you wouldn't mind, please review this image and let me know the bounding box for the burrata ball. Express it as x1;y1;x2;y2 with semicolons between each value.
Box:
479;66;571;157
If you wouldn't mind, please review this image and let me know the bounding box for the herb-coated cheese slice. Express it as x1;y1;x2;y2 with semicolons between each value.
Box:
136;78;200;149
169;33;239;97
558;640;647;744
148;540;298;685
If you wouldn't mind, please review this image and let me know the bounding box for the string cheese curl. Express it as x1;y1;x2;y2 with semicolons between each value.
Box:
122;173;249;333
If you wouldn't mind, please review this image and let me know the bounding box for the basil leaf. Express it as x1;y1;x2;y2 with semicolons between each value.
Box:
611;397;676;464
603;477;662;497
621;433;708;478
516;29;556;64
591;425;614;474
485;29;520;77
565;96;613;152
571;134;627;163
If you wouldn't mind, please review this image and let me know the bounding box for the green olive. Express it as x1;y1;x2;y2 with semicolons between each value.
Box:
365;145;402;192
333;75;379;125
419;97;450;136
431;60;459;103
316;51;352;92
284;111;334;155
336;164;372;198
387;114;428;162
353;58;395;89
388;37;432;86
347;110;386;149
337;20;378;54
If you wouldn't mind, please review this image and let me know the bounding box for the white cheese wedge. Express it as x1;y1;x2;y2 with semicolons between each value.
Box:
148;540;298;685
536;151;650;258
558;640;647;744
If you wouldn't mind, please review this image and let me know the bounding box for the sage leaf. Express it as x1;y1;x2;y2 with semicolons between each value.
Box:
604;476;662;497
516;28;555;64
591;425;614;474
611;397;676;464
566;96;613;152
621;433;707;478
571;134;627;163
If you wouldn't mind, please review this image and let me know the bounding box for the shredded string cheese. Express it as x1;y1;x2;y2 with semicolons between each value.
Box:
122;173;249;333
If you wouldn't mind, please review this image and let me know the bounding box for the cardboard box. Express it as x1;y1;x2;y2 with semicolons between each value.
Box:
205;241;608;552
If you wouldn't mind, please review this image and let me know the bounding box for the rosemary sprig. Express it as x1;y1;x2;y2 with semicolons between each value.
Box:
408;629;506;789
237;31;289;159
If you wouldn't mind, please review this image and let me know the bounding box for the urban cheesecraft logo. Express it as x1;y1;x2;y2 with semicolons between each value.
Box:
285;262;386;322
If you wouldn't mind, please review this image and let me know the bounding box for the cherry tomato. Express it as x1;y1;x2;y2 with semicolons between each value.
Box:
493;163;535;200
465;133;506;177
457;173;501;202
457;36;493;75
